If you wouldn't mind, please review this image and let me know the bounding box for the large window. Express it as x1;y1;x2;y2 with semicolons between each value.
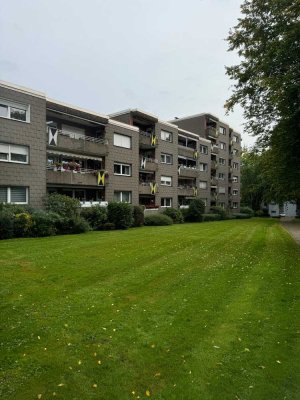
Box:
233;162;239;169
199;163;208;172
219;157;226;165
161;197;172;207
219;142;226;150
233;135;239;143
233;189;238;196
0;187;28;204
232;202;238;209
160;176;172;186
232;176;238;183
219;126;226;135
200;145;208;154
0;98;30;122
114;162;131;176
161;130;173;142
0;143;29;164
161;153;173;164
218;172;225;180
199;181;207;189
113;133;131;149
113;191;131;203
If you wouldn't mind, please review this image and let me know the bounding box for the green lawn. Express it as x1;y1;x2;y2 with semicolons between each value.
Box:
0;219;299;400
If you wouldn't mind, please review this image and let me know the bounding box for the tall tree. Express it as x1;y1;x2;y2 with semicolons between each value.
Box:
225;0;300;200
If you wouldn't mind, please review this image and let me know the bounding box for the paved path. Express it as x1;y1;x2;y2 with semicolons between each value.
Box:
281;220;300;245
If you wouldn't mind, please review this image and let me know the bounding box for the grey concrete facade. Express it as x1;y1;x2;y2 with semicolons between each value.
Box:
0;82;241;212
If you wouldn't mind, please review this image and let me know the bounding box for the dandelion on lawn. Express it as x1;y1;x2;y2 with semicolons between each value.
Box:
67;343;71;346
38;336;41;340
92;384;97;388
64;324;68;327
37;394;42;399
145;389;151;396
57;383;64;387
97;360;102;365
78;360;82;365
151;344;155;348
244;348;250;352
276;360;281;364
94;352;97;356
131;391;135;395
213;345;220;349
52;392;56;396
258;365;265;369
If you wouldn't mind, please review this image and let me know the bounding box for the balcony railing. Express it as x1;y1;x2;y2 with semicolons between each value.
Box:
49;128;108;144
211;145;219;154
206;127;218;138
211;161;219;170
140;157;158;171
178;165;198;178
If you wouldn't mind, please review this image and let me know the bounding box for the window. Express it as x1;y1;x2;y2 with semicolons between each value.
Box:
232;202;238;209
219;158;226;165
113;191;131;203
233;189;238;196
200;198;207;206
219;142;226;150
0;98;30;122
161;130;173;142
0;143;29;164
199;181;207;189
218;187;226;194
161;153;173;164
232;176;238;183
113;133;131;149
161;176;172;186
161;197;172;207
219;126;226;135
218;172;225;180
200;145;208;154
233;162;239;169
199;163;208;172
0;187;28;204
233;135;239;143
114;162;131;176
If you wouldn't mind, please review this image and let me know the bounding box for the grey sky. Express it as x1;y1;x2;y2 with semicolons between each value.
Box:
0;0;254;146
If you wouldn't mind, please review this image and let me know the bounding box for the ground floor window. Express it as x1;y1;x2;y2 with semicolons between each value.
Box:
47;187;104;202
161;197;172;207
0;186;28;204
232;202;238;209
114;191;131;203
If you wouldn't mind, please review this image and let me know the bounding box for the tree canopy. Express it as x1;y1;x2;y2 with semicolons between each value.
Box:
226;0;300;200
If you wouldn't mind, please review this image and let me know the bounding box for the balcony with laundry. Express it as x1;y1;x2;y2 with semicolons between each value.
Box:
139;171;157;195
178;156;198;178
139;150;158;172
178;134;198;158
178;178;197;197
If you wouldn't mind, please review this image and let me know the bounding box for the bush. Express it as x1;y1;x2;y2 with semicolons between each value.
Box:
45;193;80;218
185;199;205;222
144;214;173;226
202;213;221;222
107;202;133;230
0;211;14;239
210;206;227;220
14;212;32;237
240;206;254;216
233;213;252;219
0;203;33;215
80;206;107;230
255;210;264;217
102;222;115;230
31;211;58;237
133;205;144;227
63;216;90;234
162;207;184;223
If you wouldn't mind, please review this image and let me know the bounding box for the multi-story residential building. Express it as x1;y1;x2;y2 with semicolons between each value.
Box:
0;81;241;212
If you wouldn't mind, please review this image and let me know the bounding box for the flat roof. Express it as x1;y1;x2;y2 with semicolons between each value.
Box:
0;80;45;99
109;108;159;123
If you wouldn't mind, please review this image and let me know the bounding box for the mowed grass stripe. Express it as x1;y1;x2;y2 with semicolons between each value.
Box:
0;219;299;400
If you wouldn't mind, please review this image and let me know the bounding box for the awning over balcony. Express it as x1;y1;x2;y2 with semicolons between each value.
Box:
46;150;102;162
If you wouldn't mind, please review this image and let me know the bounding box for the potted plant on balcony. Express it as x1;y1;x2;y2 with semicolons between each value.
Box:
54;162;62;171
68;161;81;172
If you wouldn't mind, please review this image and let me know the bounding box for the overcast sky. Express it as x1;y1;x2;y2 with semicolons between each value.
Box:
0;0;255;146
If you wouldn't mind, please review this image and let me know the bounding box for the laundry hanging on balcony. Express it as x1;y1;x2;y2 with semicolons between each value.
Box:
97;171;106;186
151;134;157;146
193;187;198;196
140;157;146;169
48;127;58;146
150;182;157;195
193;151;198;159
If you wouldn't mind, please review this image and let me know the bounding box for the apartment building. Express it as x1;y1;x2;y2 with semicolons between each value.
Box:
0;81;241;211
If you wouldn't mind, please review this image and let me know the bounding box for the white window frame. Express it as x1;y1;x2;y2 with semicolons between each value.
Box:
113;191;132;203
113;133;131;149
219;142;226;150
199;181;207;189
161;197;172;207
219;126;226;135
232;176;238;183
233;189;238;196
219;158;226;165
200;145;208;154
233;162;239;169
113;162;131;176
232;202;238;209
218;173;225;180
161;130;173;142
160;176;172;186
0;186;28;204
218;187;226;194
161;153;173;164
0;143;29;164
199;163;208;172
0;98;30;123
233;135;239;143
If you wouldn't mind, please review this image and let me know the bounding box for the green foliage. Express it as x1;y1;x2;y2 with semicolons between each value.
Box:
133;205;145;227
102;222;115;230
63;216;90;234
107;202;133;230
0;211;14;239
185;199;205;222
14;212;33;237
233;213;252;219
210;206;227;220
144;213;173;226
241;150;265;210
31;210;58;237
226;1;300;200
0;203;33;215
45;193;80;218
80;206;107;230
255;210;265;217
162;207;184;224
202;213;221;222
240;206;254;216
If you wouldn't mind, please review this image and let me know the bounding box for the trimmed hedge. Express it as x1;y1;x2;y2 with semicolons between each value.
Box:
45;193;80;218
162;208;184;223
210;206;227;220
240;207;254;216
233;213;252;219
0;211;14;239
107;202;133;230
144;214;173;226
81;206;107;230
133;205;145;227
14;212;32;237
202;213;221;222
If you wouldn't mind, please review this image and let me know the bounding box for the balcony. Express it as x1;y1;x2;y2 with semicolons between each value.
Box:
211;161;219;170
139;181;158;195
211;145;219;155
46;166;103;187
178;186;196;197
139;131;157;148
47;128;108;156
178;166;198;178
211;178;218;187
178;145;197;158
206;127;218;139
140;157;158;172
